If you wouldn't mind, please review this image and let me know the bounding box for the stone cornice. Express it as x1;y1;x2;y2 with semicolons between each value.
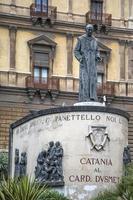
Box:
1;86;133;105
0;13;133;38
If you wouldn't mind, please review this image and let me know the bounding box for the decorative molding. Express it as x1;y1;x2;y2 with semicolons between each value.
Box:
28;34;57;76
97;41;111;53
28;34;57;47
0;13;133;38
26;88;36;101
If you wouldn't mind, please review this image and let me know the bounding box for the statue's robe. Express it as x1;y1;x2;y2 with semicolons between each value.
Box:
74;34;99;102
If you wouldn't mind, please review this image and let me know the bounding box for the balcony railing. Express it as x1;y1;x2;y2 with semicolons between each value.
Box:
25;75;133;97
97;82;115;96
30;4;57;20
26;76;59;91
86;11;112;26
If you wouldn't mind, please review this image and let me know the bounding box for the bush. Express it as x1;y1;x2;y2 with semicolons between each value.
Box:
41;190;69;200
0;177;69;200
0;152;8;181
91;164;133;200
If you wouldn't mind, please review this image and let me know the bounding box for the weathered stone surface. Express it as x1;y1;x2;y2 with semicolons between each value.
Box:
9;106;129;199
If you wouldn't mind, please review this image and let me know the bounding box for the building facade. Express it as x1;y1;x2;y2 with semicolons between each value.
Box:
0;0;133;158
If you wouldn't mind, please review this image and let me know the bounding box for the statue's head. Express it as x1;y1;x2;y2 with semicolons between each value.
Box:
55;141;60;147
42;150;47;157
49;141;54;147
85;24;94;37
15;149;19;155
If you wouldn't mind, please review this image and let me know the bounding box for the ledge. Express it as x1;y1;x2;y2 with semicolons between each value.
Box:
10;105;130;129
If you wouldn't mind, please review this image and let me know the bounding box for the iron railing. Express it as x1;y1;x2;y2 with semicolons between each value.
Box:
30;4;57;20
25;76;59;91
86;11;112;26
26;76;133;97
97;82;115;96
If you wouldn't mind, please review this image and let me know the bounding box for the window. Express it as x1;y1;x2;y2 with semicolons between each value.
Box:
33;52;49;83
34;66;48;82
91;0;103;22
27;34;57;90
35;0;48;13
97;73;103;85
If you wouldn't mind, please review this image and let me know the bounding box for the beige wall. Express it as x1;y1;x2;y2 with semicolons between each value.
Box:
72;0;89;15
106;0;121;18
52;0;68;12
0;28;10;70
0;0;12;4
16;0;33;7
107;42;120;81
53;34;67;76
124;0;129;18
16;30;35;73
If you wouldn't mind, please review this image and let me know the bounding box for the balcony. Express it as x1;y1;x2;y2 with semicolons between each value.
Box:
25;76;59;91
30;4;57;21
86;11;112;26
97;82;115;96
25;75;133;98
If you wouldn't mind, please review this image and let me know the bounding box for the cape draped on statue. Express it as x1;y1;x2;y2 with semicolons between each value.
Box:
74;34;99;102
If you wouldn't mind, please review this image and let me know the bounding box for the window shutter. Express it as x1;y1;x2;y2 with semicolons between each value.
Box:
34;52;49;67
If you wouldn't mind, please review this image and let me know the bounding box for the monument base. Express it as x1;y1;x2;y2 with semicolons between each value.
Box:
9;105;129;200
74;101;105;107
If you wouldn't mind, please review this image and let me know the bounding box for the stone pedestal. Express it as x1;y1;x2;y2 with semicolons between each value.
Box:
9;105;129;200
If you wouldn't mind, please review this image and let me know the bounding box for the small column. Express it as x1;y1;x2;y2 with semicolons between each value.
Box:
68;0;72;14
128;41;133;79
129;0;133;18
119;40;126;80
66;32;73;75
9;26;17;70
121;0;125;18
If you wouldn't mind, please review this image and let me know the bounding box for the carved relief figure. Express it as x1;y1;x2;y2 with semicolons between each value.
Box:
35;141;64;185
19;152;27;177
35;150;47;181
14;150;27;178
14;149;20;177
123;146;131;165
